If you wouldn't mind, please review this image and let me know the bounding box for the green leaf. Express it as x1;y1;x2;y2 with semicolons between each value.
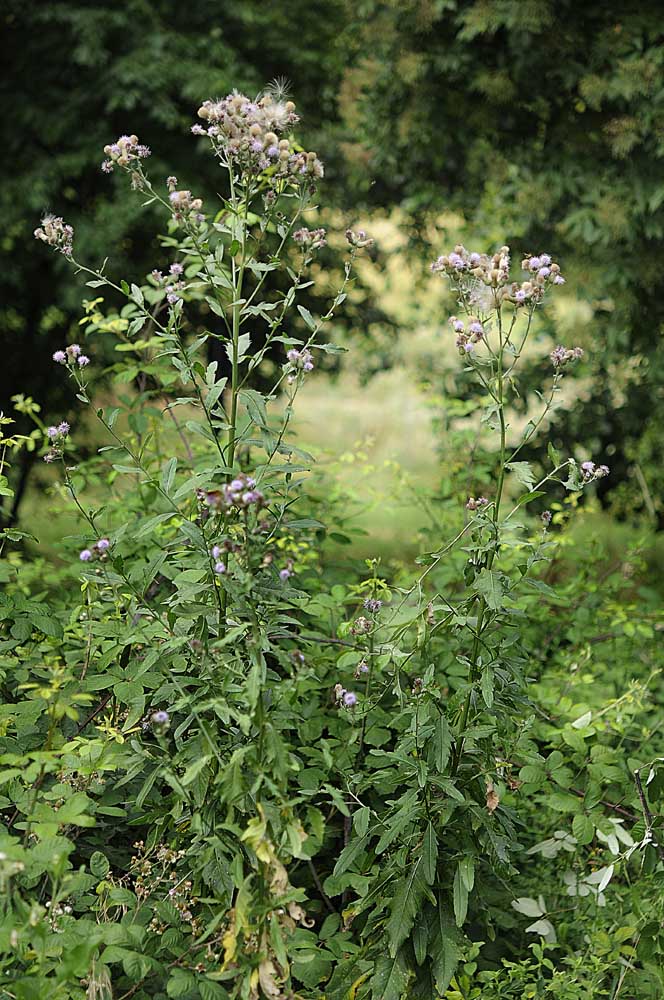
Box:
130;283;144;307
240;388;268;429
572;814;595;845
199;981;228;1000
453;864;468;926
385;857;426;956
422;823;438;884
370;949;409;1000
161;456;177;494
354;806;370;837
459;856;475;892
506;461;536;491
480;665;494;707
90;851;110;878
332;833;369;876
432;901;459;995
297;304;316;330
434;715;451;773
473;569;503;610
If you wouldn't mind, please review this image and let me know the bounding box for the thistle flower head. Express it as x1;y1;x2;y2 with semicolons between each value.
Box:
34;215;74;256
101;134;151;172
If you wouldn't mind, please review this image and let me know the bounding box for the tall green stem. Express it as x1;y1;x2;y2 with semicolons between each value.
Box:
451;301;508;774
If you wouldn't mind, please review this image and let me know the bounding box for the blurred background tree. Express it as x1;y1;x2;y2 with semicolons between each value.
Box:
2;0;662;525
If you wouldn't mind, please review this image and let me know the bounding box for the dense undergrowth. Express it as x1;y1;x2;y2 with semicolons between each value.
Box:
1;87;663;1000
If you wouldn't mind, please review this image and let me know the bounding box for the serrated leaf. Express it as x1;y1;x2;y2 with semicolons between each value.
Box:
432;901;459;994
370;949;409;1000
434;715;451;773
453;865;468;926
473;569;503;610
423;823;438;884
332;833;369;877
240;388;268;429
161;457;177;494
385;857;426;956
480;665;494;707
354;806;370;838
506;461;536;491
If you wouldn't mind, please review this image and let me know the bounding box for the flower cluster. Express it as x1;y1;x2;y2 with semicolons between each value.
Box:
431;244;565;307
363;597;382;613
34;215;74;256
210;544;227;575
43;421;70;463
550;345;584;369
286;347;314;383
449;315;486;354
293;227;327;250
466;496;489;511
79;538;110;562
354;659;370;679
351;616;371;635
334;683;358;708
200;474;265;513
101;134;151;173
581;461;610;482
53;343;90;368
194;91;323;181
345;228;374;249
168;188;204;225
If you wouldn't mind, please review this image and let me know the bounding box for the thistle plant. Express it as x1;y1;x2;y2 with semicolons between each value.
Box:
2;86;660;1000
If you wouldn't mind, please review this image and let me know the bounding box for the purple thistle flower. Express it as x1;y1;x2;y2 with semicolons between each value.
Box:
57;421;70;435
214;561;226;575
553;275;565;285
53;350;66;364
169;262;184;276
364;597;382;613
67;344;81;358
151;710;170;724
279;568;292;581
79;549;93;562
77;355;90;367
342;691;357;707
211;544;221;560
96;538;110;551
47;426;59;439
